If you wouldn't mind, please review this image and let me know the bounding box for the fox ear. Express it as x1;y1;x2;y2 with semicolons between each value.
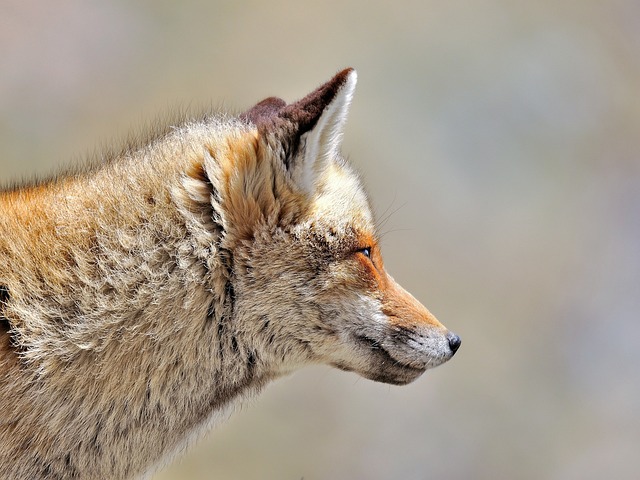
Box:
244;68;357;195
285;68;357;194
240;97;287;125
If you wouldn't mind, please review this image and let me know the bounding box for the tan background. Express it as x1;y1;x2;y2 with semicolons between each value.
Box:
2;1;639;479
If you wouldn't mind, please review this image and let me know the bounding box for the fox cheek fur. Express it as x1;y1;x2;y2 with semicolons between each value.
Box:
228;69;461;383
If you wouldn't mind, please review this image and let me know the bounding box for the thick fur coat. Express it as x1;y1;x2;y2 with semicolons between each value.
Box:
0;69;460;479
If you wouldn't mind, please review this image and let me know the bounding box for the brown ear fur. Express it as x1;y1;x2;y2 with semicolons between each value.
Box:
240;97;286;126
241;68;355;163
279;67;354;137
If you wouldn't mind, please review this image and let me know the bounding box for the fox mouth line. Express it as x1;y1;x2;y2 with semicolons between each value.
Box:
353;334;426;373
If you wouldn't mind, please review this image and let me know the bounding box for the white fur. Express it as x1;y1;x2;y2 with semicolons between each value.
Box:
296;70;357;195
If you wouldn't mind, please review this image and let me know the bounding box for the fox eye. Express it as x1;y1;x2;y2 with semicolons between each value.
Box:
359;247;371;259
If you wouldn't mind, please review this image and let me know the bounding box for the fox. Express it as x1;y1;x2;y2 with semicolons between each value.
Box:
0;68;460;479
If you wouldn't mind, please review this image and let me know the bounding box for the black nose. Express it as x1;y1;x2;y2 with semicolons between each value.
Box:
447;332;461;354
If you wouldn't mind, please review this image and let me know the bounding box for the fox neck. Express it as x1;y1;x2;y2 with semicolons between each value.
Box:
0;138;301;479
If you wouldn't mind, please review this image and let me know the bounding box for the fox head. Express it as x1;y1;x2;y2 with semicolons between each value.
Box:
191;68;460;385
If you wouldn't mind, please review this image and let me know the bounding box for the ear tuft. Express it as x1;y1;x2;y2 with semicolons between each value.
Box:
288;68;357;194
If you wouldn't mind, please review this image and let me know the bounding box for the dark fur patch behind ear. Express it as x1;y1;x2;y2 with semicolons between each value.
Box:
0;285;8;303
240;97;286;126
0;285;11;336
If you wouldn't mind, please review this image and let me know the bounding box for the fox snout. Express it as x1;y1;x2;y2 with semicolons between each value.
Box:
371;275;461;384
333;268;461;386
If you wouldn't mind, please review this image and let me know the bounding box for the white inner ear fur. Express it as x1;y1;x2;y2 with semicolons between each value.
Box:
294;70;357;195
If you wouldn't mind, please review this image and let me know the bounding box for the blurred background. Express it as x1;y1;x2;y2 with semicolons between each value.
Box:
2;1;639;479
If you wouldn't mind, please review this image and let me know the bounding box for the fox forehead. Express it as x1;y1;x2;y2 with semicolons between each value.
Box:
310;161;374;234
